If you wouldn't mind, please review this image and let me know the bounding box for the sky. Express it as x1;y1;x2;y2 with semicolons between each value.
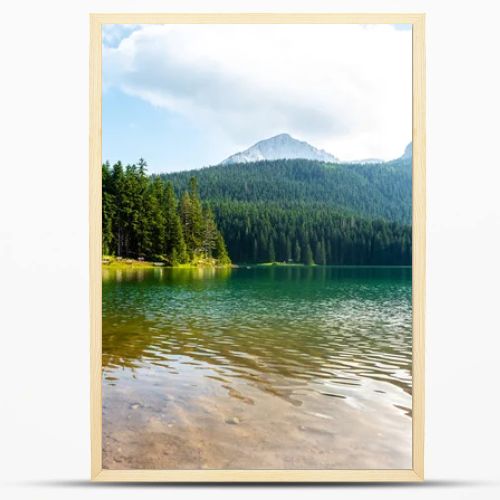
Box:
103;23;412;173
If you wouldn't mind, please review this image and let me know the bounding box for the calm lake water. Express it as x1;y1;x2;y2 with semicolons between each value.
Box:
102;266;412;470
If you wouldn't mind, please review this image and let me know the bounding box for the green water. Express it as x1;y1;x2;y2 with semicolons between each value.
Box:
102;266;412;469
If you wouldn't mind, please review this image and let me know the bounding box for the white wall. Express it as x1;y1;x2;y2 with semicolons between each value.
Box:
1;1;499;499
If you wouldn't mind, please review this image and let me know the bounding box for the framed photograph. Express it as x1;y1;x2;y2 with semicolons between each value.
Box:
90;13;425;482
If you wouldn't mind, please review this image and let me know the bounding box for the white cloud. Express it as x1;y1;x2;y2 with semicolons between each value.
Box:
102;24;142;48
103;24;412;161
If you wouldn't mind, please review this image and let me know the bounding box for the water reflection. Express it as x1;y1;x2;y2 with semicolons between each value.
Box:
103;266;412;407
103;265;233;284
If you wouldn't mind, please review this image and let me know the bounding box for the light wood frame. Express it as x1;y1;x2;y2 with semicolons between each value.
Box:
90;12;425;482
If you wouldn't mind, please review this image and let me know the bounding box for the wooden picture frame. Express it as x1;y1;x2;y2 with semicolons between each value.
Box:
90;12;425;482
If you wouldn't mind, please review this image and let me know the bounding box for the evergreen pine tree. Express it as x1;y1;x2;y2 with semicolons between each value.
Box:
188;177;203;254
102;162;115;255
294;240;301;263
165;182;187;264
215;232;231;265
303;242;314;265
268;238;276;263
201;205;218;258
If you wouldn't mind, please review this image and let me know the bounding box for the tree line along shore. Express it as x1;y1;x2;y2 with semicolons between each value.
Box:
102;159;230;267
102;159;412;267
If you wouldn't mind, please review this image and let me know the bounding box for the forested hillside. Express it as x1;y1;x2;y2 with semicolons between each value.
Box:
213;201;411;266
160;158;412;225
103;157;412;266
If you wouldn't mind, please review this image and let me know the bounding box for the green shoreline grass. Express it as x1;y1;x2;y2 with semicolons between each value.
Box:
102;255;233;270
102;256;411;270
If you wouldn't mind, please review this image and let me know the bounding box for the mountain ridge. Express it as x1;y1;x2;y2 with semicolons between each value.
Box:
220;133;339;165
220;133;411;165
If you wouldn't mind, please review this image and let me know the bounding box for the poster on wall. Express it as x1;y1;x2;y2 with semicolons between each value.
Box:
90;13;425;482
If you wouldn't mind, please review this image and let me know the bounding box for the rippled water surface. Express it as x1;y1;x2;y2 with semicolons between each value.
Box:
102;266;412;470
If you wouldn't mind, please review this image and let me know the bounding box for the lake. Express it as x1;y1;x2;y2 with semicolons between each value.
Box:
102;266;412;469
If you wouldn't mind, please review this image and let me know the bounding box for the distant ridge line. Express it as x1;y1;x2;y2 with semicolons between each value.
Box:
220;133;412;165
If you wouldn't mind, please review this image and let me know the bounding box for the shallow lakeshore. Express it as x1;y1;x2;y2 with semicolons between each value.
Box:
102;266;412;469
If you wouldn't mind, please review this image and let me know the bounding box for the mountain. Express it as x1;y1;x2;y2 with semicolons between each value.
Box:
347;142;412;164
158;136;413;266
104;134;413;266
220;133;412;165
220;133;339;165
162;156;412;225
160;156;412;264
401;142;412;161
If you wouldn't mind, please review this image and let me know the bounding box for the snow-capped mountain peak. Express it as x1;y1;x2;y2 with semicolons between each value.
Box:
220;133;339;165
